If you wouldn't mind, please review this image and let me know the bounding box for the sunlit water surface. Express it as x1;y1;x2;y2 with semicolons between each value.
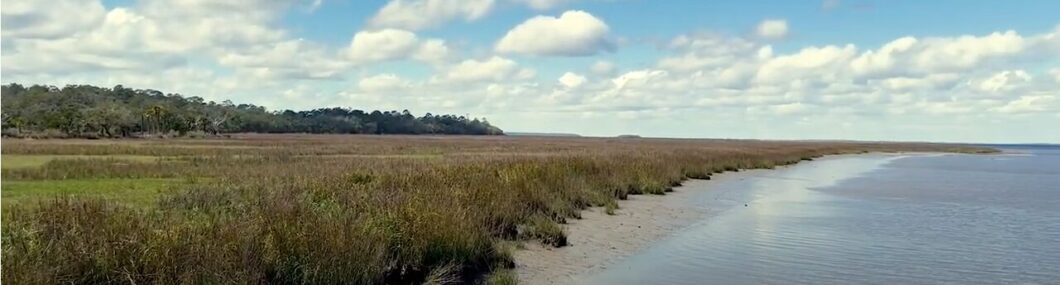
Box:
581;146;1060;285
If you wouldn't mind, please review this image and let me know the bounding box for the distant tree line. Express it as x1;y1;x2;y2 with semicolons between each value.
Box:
1;84;503;137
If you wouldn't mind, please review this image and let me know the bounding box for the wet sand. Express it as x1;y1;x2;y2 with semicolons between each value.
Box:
513;168;771;285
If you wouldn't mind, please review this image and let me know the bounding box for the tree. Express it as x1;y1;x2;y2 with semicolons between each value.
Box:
204;108;231;135
143;105;167;134
1;83;505;137
85;102;133;137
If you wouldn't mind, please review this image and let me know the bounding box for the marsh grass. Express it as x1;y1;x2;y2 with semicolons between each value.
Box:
0;135;996;284
482;269;519;285
1;178;181;208
0;154;167;170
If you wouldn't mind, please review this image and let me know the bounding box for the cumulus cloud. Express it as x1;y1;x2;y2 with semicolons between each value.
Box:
755;44;857;84
2;8;189;75
850;31;1034;79
974;70;1032;94
659;33;759;72
495;10;614;56
368;0;494;31
346;29;450;64
435;56;535;83
873;74;960;92
1;0;106;39
590;60;617;75
359;74;414;93
755;19;789;40
514;0;572;10
558;72;587;88
748;102;812;116
611;69;669;90
219;39;349;80
996;95;1058;114
347;29;421;62
413;39;451;64
563;27;1060;122
1;0;303;76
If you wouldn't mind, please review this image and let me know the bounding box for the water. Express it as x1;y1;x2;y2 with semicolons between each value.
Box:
581;147;1060;285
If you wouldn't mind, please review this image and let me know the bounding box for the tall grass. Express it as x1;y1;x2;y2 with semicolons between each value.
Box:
1;135;995;283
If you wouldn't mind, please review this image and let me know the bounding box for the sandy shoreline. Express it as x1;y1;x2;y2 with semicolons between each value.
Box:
513;168;768;285
513;154;910;285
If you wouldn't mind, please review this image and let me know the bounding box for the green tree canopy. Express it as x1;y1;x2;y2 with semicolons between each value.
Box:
1;84;504;137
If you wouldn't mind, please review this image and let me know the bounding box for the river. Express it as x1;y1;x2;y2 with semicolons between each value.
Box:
579;147;1060;284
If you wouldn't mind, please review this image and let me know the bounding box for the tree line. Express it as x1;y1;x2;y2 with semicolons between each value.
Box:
0;84;503;137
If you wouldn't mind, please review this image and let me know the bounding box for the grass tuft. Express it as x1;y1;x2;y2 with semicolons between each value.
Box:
519;216;568;247
482;269;519;285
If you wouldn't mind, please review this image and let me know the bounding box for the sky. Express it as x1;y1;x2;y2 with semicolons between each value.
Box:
2;0;1059;143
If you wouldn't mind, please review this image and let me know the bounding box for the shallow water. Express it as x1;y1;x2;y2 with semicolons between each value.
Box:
580;147;1060;285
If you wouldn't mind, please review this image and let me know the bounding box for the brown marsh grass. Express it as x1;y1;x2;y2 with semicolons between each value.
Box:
0;134;995;284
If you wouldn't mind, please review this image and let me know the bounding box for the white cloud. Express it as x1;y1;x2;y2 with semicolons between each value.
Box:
975;70;1032;94
755;19;789;40
590;60;617;75
611;69;669;90
413;39;451;64
1;0;298;76
658;33;759;72
346;29;450;64
346;29;421;62
368;0;495;31
359;74;413;93
558;72;587;88
996;95;1059;114
2;8;188;75
850;31;1033;79
514;0;572;10
496;10;613;56
873;74;960;92
219;39;349;80
749;102;812;116
436;56;534;83
755;44;857;84
757;46;774;59
1;0;106;39
849;36;918;78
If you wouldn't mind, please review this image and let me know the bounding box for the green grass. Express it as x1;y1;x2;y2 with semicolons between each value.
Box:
483;269;518;285
1;178;180;208
1;155;166;170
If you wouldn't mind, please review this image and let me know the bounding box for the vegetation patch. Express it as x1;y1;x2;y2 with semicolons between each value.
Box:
1;154;166;170
2;178;181;208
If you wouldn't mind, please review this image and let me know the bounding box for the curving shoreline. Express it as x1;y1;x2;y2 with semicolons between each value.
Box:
514;167;773;284
513;154;912;285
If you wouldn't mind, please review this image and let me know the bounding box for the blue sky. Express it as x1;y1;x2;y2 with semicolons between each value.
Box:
3;0;1059;143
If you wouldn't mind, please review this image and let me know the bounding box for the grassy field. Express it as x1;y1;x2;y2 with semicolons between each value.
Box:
0;134;995;284
1;154;168;170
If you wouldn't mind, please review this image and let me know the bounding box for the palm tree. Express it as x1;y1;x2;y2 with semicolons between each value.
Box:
142;105;167;134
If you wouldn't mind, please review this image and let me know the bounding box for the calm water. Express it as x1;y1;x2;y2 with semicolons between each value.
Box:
582;146;1060;285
